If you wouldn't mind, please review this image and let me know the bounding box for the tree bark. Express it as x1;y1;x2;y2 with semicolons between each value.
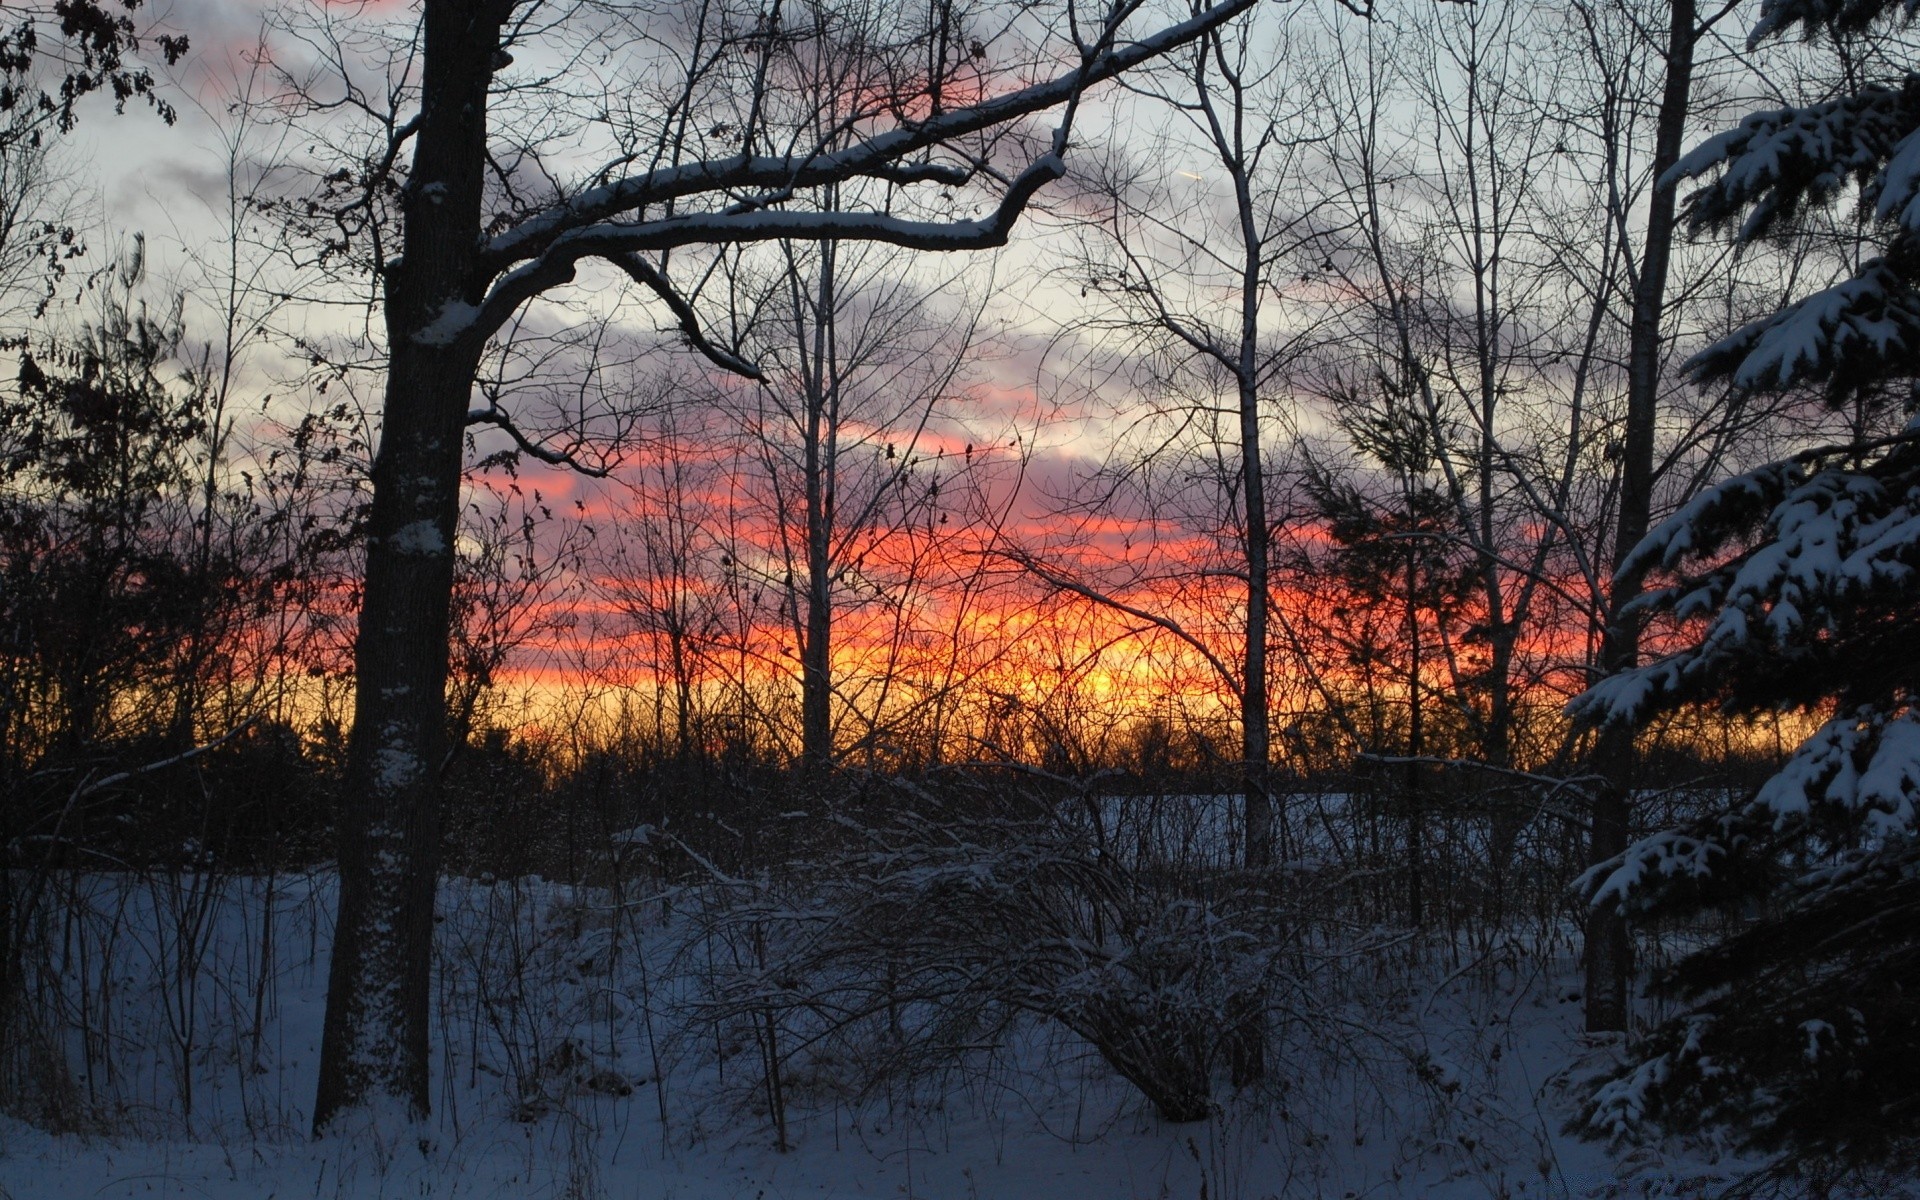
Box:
799;244;838;781
1585;0;1696;1036
313;0;502;1133
1240;363;1273;870
1231;75;1273;872
1405;545;1424;929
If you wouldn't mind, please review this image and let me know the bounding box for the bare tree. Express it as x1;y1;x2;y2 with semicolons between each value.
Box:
600;400;733;760
723;236;988;776
269;0;1258;1129
1026;10;1328;868
1273;0;1757;949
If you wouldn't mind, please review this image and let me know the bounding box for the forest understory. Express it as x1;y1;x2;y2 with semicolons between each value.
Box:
0;777;1799;1200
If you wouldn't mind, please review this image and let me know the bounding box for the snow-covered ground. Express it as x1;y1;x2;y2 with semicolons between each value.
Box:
0;869;1760;1199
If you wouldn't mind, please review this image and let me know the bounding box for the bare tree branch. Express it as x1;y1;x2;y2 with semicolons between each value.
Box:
608;251;764;379
466;403;612;477
1002;548;1240;694
476;0;1258;272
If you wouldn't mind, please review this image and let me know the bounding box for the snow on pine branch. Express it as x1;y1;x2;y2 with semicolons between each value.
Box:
1662;74;1920;395
1687;468;1905;644
1749;0;1920;44
1752;702;1920;835
1581;700;1920;912
1683;257;1920;392
1617;459;1805;582
1585;1014;1714;1140
1667;85;1915;242
1582;824;1734;914
1871;120;1920;231
1572;447;1920;726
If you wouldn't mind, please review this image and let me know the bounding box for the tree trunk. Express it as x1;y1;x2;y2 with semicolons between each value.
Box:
1405;546;1424;929
1586;0;1696;1036
313;0;501;1133
799;245;838;782
0;858;14;1069
670;621;695;760
1225;107;1272;1084
1240;371;1272;871
801;504;832;778
1236;160;1272;873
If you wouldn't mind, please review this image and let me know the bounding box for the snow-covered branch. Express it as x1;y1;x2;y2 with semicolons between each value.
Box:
476;0;1258;273
452;151;1068;356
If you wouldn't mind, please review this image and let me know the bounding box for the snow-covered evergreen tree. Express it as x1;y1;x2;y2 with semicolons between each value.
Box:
1572;0;1920;1176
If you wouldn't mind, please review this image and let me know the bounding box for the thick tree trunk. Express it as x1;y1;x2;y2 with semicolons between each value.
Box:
1585;0;1695;1036
313;0;501;1133
297;0;1249;1134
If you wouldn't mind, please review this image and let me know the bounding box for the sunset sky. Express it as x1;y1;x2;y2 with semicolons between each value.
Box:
31;0;1704;766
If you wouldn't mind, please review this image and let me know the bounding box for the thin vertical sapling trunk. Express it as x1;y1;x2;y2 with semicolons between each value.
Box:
1405;541;1424;929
